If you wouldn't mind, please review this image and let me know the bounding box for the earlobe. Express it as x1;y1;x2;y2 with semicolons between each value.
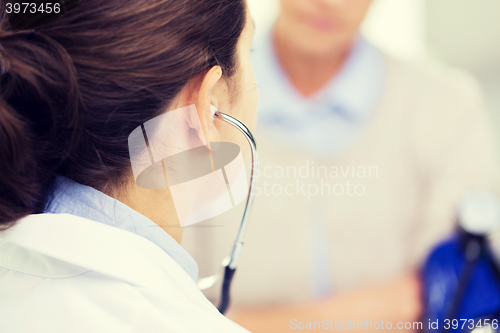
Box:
206;103;222;145
195;103;221;147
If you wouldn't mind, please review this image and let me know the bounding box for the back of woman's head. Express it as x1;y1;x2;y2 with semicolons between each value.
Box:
0;0;246;228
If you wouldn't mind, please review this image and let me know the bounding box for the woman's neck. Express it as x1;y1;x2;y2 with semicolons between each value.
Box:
116;182;183;244
273;19;352;97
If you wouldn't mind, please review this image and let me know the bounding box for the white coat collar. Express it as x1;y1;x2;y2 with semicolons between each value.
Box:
0;213;201;297
44;176;199;282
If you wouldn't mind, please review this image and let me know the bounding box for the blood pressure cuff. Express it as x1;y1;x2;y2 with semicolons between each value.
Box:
422;236;500;332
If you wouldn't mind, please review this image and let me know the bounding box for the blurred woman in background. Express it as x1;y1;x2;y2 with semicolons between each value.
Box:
0;0;257;331
189;0;499;331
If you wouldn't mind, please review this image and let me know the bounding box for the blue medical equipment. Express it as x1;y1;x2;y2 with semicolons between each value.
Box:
422;191;500;333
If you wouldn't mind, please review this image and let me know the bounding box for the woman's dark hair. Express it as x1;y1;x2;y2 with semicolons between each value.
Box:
0;0;246;229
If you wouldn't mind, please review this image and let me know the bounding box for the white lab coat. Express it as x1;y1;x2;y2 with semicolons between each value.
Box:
0;213;249;333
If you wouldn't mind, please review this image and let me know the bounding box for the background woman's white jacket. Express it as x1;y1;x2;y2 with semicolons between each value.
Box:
0;213;249;332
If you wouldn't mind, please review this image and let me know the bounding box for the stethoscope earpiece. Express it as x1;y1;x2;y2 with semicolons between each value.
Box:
210;105;218;118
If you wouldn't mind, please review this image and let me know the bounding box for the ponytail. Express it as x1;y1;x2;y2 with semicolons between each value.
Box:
0;95;40;229
0;31;83;228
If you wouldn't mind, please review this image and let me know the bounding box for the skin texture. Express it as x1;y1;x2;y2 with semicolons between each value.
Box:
118;8;257;244
274;0;373;96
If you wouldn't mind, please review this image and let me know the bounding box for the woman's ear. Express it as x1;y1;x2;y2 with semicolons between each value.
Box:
193;66;225;145
172;66;226;146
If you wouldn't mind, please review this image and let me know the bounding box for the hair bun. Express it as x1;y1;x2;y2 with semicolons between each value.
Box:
0;97;42;228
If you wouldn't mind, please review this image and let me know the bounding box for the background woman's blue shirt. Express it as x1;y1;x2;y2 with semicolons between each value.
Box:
252;30;386;158
251;29;386;298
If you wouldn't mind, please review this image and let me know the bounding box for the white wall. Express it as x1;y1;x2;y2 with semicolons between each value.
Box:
425;0;500;145
426;0;500;74
362;0;426;60
247;0;279;39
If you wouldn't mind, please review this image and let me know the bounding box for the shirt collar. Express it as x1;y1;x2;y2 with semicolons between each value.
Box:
44;175;199;282
253;29;385;125
317;35;385;123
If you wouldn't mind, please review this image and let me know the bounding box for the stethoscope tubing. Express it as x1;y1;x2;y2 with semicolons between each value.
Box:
197;111;258;314
214;111;258;270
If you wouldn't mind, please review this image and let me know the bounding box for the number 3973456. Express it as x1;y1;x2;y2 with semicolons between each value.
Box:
443;319;499;330
6;2;61;14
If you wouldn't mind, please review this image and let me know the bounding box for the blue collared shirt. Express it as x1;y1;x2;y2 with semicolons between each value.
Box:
251;30;386;297
44;175;199;282
252;31;385;158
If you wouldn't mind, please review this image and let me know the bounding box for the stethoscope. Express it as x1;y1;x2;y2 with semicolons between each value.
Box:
196;106;259;315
